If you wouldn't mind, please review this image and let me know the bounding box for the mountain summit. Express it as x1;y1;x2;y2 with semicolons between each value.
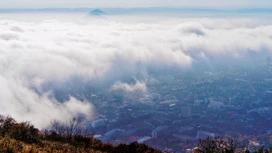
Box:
89;9;105;16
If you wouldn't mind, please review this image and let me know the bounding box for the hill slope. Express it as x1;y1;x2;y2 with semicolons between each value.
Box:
0;115;161;153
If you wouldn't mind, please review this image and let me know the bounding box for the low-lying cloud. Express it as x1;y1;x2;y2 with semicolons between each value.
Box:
110;81;147;93
0;16;272;128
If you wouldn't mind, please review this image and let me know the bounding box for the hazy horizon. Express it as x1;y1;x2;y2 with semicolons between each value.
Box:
0;0;272;8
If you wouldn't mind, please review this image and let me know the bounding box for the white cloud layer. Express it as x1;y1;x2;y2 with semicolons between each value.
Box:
0;16;272;128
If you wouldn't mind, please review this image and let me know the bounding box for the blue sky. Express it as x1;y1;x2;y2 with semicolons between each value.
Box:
0;0;271;8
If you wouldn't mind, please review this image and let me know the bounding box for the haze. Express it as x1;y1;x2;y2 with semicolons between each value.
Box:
1;0;272;8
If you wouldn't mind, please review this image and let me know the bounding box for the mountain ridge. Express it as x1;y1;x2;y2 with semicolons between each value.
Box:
89;9;106;16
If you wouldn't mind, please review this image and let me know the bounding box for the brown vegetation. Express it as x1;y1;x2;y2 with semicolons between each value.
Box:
0;115;161;153
1;115;271;153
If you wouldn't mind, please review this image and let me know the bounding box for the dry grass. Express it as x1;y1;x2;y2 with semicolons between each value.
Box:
0;115;161;153
0;137;106;153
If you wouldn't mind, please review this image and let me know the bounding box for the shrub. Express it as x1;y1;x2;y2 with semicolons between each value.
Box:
0;115;39;144
198;137;242;153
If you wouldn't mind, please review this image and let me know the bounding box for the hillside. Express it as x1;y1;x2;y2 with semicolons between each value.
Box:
0;115;271;153
0;115;161;153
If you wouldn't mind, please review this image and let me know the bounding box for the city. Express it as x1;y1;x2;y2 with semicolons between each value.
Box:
57;63;272;152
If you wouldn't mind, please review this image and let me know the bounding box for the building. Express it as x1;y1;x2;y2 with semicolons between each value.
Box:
137;136;152;143
196;130;216;139
181;106;192;118
152;126;168;139
92;119;107;128
208;100;224;109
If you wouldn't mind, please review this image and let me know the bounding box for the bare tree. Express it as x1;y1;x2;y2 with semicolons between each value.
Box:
50;117;92;138
198;137;242;153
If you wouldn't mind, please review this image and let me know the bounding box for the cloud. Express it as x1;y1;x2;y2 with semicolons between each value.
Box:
0;74;94;129
110;81;147;93
0;16;272;128
177;22;206;36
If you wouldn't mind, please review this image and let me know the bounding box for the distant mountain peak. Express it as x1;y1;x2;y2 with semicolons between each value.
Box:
89;9;105;16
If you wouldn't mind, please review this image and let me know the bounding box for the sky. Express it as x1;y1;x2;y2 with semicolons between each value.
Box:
0;0;272;8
